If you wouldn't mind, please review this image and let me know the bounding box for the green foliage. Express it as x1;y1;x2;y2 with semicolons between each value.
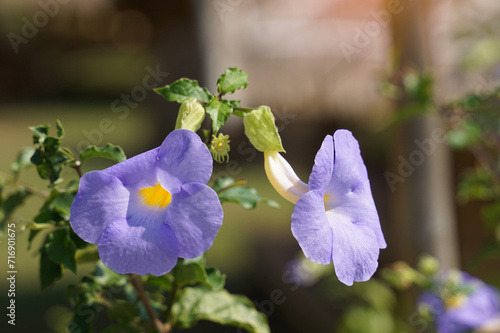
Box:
5;68;291;333
11;146;35;177
338;307;395;333
40;247;63;290
243;106;285;152
383;70;435;128
154;78;212;104
30;122;74;186
172;257;226;289
217;67;249;95
80;144;127;163
457;168;498;203
172;287;270;333
205;96;233;134
230;99;241;108
44;227;77;273
0;188;31;229
213;176;280;209
446;122;482;149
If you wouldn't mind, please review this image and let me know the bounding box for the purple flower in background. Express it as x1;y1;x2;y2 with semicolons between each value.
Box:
419;271;500;333
265;130;386;286
70;129;223;275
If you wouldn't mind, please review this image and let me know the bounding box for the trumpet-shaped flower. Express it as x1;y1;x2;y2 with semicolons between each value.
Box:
265;130;386;286
418;271;500;333
70;129;223;275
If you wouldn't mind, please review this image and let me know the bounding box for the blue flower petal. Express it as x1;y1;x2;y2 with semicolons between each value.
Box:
445;285;500;331
166;183;223;259
103;147;160;190
308;135;334;192
97;217;179;275
327;130;386;249
156;129;212;192
291;190;333;265
70;171;129;244
419;272;500;333
329;217;380;286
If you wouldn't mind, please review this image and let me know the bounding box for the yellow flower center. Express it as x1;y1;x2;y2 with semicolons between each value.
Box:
323;194;331;210
139;183;171;208
215;140;225;151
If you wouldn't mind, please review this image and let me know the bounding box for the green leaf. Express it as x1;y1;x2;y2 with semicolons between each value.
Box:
243;106;285;152
154;78;211;104
217;67;249;95
30;133;73;186
70;228;89;249
29;124;50;144
173;260;209;288
214;176;280;209
205;267;226;290
457;168;497;202
173;258;226;289
75;246;99;265
146;275;174;291
56;119;65;138
205;97;233;133
80;144;126;163
230;100;241;108
35;187;77;224
45;228;77;273
11;146;35;176
66;305;97;333
447;122;482;150
40;247;63;290
0;189;31;227
212;176;235;192
28;229;42;250
172;287;270;333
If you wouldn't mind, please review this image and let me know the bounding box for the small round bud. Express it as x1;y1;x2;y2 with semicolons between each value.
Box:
417;254;440;276
210;133;230;163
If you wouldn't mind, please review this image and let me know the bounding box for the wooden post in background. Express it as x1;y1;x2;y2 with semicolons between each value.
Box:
387;0;459;269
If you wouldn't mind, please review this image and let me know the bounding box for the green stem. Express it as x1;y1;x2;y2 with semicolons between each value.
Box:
60;148;75;161
129;274;167;333
70;160;83;178
216;179;247;194
164;282;179;329
233;107;253;113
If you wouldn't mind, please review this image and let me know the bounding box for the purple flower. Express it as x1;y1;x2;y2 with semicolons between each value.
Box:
419;271;500;333
265;130;386;286
70;129;223;275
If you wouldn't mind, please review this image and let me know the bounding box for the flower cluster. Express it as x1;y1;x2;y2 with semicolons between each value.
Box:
70;129;223;275
70;108;385;286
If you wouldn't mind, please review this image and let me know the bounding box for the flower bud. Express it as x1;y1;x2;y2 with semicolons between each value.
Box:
243;106;285;152
175;98;205;132
417;254;440;276
210;133;231;163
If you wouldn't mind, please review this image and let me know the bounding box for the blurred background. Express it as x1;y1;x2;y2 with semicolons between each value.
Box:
1;0;499;332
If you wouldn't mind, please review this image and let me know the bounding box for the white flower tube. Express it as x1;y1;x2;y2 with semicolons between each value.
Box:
264;151;308;204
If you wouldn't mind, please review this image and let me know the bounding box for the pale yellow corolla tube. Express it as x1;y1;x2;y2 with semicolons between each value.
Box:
264;151;309;204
